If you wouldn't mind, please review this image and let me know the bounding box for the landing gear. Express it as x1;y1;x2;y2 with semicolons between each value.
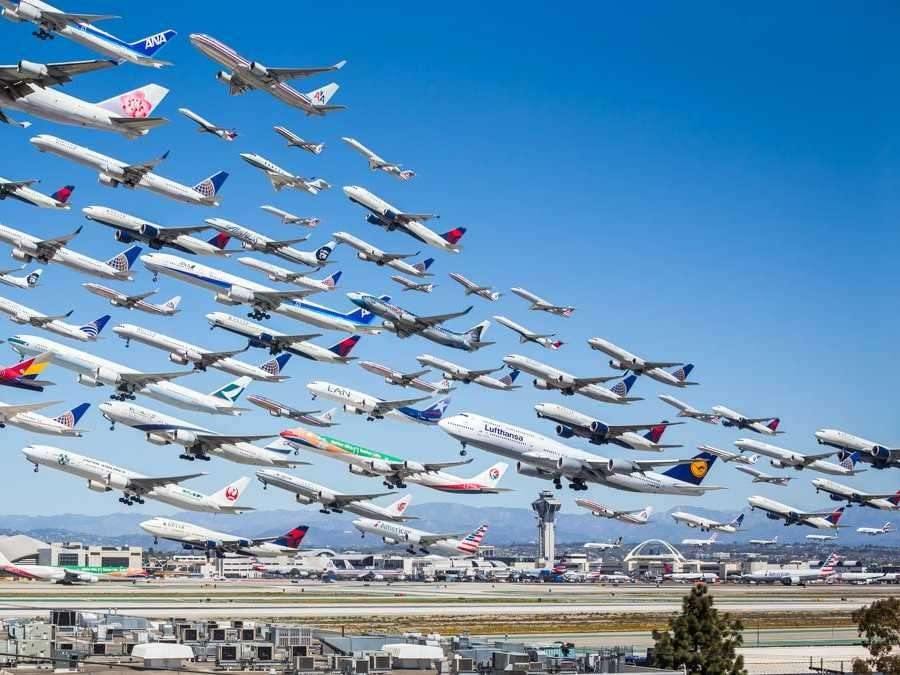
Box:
33;29;53;40
568;481;588;491
319;508;331;515
460;442;468;457
553;479;562;490
248;308;271;321
33;463;39;473
110;391;137;402
151;272;158;283
124;339;130;348
179;454;196;461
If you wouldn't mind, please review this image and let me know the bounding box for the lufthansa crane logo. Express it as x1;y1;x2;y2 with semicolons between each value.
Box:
690;460;709;479
224;486;240;502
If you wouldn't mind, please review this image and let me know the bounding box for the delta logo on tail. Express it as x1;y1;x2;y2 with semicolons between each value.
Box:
51;185;75;204
274;525;309;549
442;227;466;245
330;335;360;358
645;421;670;444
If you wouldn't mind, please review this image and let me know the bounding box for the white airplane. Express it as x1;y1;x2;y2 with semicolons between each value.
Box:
238;258;341;294
748;496;846;529
815;428;900;470
83;206;229;256
438;412;723;494
741;552;839;584
353;519;487;557
658;395;721;424
533;402;680;451
416;354;520;391
343;185;466;253
681;532;719;547
1;1;175;68
342;137;414;180
828;569;886;584
448;272;501;301
358;360;452;394
140;517;306;557
587;338;697;388
812;478;900;510
857;522;894;536
493;315;563;351
0;223;141;280
306;380;431;422
697;444;759;465
257;470;415;522
179;108;236;141
113;322;292;382
205;311;361;364
510;287;574;317
9;334;253;416
0;177;73;209
575;498;652;525
806;534;839;542
0;266;42;289
0;399;88;436
275;126;323;154
749;536;777;545
0;296;109;341
190;33;345;115
584;536;624;550
246;395;337;427
502;353;640;404
83;283;180;316
391;275;436;293
713;405;782;435
206;218;334;268
0;550;97;583
734;439;862;476
99;401;301;467
735;465;794;486
240;153;331;195
22;444;252;512
333;231;434;277
665;570;720;583
401;461;510;495
260;205;319;228
31;134;228;206
671;511;744;533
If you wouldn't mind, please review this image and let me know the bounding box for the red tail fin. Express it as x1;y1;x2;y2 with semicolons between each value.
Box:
51;185;75;204
767;418;780;432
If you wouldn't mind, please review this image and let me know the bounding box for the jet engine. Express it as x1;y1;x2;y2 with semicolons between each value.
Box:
556;456;584;476
343;404;363;415
870;445;891;460
87;480;111;493
555;425;575;439
348;464;376;477
366;214;391;228
139;224;160;241
606;458;641;475
516;462;555;479
95;366;124;387
114;230;135;243
1;8;24;21
216;71;232;84
225;285;255;304
145;432;172;446
294;494;314;505
10;248;32;262
16;60;48;79
382;537;400;545
533;377;551;390
97;173;120;188
589;420;610;437
608;359;627;371
362;459;393;475
248;61;268;77
10;3;40;20
11;312;30;325
77;373;103;387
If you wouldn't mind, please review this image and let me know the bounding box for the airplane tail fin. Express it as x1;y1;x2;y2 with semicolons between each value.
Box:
193;171;229;199
53;402;91;429
211;476;251;507
465;320;490;343
210;375;252;402
24;269;43;288
767;418;781;433
643;421;671;444
636;506;653;522
889;491;900;507
9;351;52;382
51;185;75;205
709;532;719;542
549;339;564;350
307;82;340;106
387;494;413;517
412;258;435;276
328;335;361;359
319;408;337;425
259;354;291;378
343;298;387;324
731;513;745;529
840;451;862;473
273;525;308;549
615;536;623;545
79;314;110;339
662;451;717;485
206;231;231;251
405;395;451;423
441;227;466;246
669;363;697;384
457;524;488;554
321;270;342;290
97;84;169;118
105;245;142;274
398;170;416;181
610;374;639;398
498;369;520;388
159;296;181;314
127;29;177;57
828;507;846;526
471;462;508;488
314;241;336;265
0;551;10;565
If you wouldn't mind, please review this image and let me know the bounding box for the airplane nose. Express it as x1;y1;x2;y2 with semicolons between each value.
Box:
342;186;357;197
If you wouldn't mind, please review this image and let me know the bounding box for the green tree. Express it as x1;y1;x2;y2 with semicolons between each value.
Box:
650;583;746;675
852;597;900;674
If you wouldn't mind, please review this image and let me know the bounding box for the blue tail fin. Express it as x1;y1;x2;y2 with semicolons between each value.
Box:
500;369;520;387
105;246;141;273
80;314;110;339
207;231;231;250
328;335;360;357
128;29;177;57
322;270;342;289
670;363;694;382
662;451;717;485
260;353;291;377
193;171;229;197
54;402;90;428
610;374;638;397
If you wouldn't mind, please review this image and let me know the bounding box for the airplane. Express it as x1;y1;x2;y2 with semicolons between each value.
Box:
664;569;720;583
347;292;491;351
83;205;230;256
741;552;839;585
734;439;863;476
189;33;345;115
0;351;54;391
575;499;652;525
246;395;337;427
0;58;170;137
0;223;141;280
240;153;331;195
812;478;900;510
83;284;180;316
749;536;777;545
205;311;362;364
658;395;721;424
0;177;73;209
448;273;501;301
681;532;718;547
0;296;109;341
113;323;292;382
502;353;640;404
735;465;795;486
713;406;782;435
343;186;466;253
0;399;88;436
342;137;414;180
493;315;563;351
275;126;323;154
583;536;624;550
9;334;253;415
179;108;236;141
99;401;303;468
206;218;334;268
416;354;520;391
0;550;97;583
333;231;434;277
237;258;341;294
260;205;319;228
0;266;42;289
358;360;452;394
353;519;487;557
397;461;510;495
0;1;175;68
815;428;900;470
587;338;697;388
307;380;433;422
589;572;633;584
141;253;379;332
140;517;306;557
671;511;745;533
828;569;886;584
747;496;846;529
438;412;723;494
533;402;681;451
698;444;759;466
257;470;415;522
857;522;894;536
31;135;228;206
510;287;574;317
806;534;839;542
391;275;436;293
23;444;253;512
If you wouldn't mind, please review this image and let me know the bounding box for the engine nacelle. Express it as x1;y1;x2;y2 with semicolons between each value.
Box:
95;366;123;387
13;3;40;20
382;209;398;222
77;373;102;387
114;229;135;243
214;292;243;306
557;456;585;476
249;61;268;77
172;429;198;446
348;464;374;477
765;512;781;520
403;460;426;474
87;480;111;493
216;70;233;83
555;425;575;439
770;459;786;469
589;420;610;437
608;359;626;371
366;214;391;228
344;404;363;415
145;432;172;446
606;458;640;475
168;352;190;365
139;223;160;240
870;445;891;460
533;377;551;390
516;461;553;479
11;248;32;262
382;537;399;545
98;173;120;188
827;494;843;502
226;285;255;304
363;458;392;474
11;312;30;325
17;60;48;79
2;7;24;21
294;494;314;505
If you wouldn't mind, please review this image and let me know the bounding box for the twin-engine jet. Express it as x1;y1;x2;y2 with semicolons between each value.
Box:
533;402;680;451
247;395;337;428
698;444;759;466
353;520;487;557
812;478;900;510
140;517;306;557
493;315;563;350
735;466;794;486
816;428;900;470
179;108;236;142
84;284;180;316
735;438;863;476
260;205;319;228
238;258;341;295
0;295;109;341
503;353;640;404
0;550;97;583
307;380;448;425
671;511;744;533
588;338;696;387
448;273;501;301
83;206;230;256
342;137;414;180
333;231;434;277
713;405;782;435
240;153;331;195
748;496;845;530
1;177;73;209
510;287;574;317
0;399;88;436
391;275;435;293
575;499;652;525
275;126;323;154
0;266;42;289
207;217;335;268
358;360;452;395
658;396;721;424
416;354;519;391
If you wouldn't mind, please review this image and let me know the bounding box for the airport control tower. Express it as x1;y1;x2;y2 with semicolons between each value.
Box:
532;490;561;566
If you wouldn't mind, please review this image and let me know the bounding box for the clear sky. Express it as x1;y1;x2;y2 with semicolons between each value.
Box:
0;1;898;537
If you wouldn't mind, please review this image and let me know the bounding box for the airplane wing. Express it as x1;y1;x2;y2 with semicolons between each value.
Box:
395;211;439;223
260;61;346;82
193;433;276;448
124;290;158;302
268;333;323;348
29;310;73;326
0;400;58;418
372;395;430;414
226;72;252;95
800;451;837;464
416;306;472;327
39;10;119;30
117;370;195;389
399;368;431;381
607;421;683;435
127;473;205;493
265;236;311;249
0;179;38;192
381;252;419;262
642;361;683;369
744;416;778;423
0;265;25;275
330;491;394;508
35;228;82;255
0;59;116;86
572;375;621;386
421;459;474;472
418;531;466;546
253;289;318;305
121;151;169;184
465;367;503;378
189;347;248;369
156;225;210;237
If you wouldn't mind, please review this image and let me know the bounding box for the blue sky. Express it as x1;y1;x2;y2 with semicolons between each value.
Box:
0;2;898;538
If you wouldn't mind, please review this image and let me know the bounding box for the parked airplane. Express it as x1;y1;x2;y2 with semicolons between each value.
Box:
0;1;175;68
584;537;624;551
31;135;228;206
735;465;794;486
806;534;839;542
734;439;862;476
857;522;894;536
533;402;680;451
658;395;721;424
275;126;323;154
0;351;53;391
257;470;414;522
448;273;501;301
206;218;333;268
342;137;414;180
747;496;845;529
240;153;331;195
749;536;777;545
23;444;252;512
503;353;640;404
812;478;900;510
391;275;435;293
113;323;291;382
179;108;236;141
0;177;73;209
141;517;305;557
575;499;652;525
664;570;719;583
0;399;88;436
510;287;574;317
189;33;345;115
306;380;440;423
246;395;337;427
713;406;782;435
84;284;179;316
343;186;465;253
333;231;434;277
681;532;718;547
698;444;759;466
0;550;97;583
416;354;519;391
815;428;900;470
0;266;41;289
0;296;109;341
83;206;229;256
260;205;319;228
493;315;563;351
237;258;341;295
9;334;252;415
358;360;451;394
741;552;838;585
353;519;487;557
671;511;744;533
587;338;696;388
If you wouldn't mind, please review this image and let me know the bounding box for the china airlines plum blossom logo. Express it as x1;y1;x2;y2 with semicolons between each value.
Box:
488;467;501;480
224;486;240;502
396;501;407;512
119;91;153;118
